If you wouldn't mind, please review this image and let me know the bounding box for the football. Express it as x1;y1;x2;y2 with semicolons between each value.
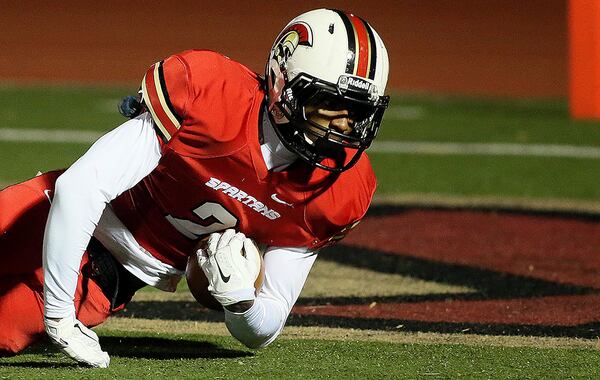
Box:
185;239;265;311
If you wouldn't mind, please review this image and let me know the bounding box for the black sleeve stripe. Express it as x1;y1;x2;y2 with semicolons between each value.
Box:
157;61;183;124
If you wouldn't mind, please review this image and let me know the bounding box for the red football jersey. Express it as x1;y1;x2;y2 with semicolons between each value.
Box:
111;50;376;271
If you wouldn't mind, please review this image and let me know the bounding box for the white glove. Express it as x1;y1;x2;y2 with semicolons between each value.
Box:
197;229;261;306
44;314;110;368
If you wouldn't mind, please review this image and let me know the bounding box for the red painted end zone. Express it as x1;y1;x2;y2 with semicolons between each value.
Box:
293;208;600;331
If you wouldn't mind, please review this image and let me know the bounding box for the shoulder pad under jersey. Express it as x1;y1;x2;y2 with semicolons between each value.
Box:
141;50;264;155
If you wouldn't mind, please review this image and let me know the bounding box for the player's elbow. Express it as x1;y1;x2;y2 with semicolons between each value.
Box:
226;316;285;350
224;298;288;349
231;327;284;350
55;167;105;202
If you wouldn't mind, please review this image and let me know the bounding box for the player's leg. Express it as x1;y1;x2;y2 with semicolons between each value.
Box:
74;253;114;329
0;173;57;355
0;253;115;356
0;277;46;356
0;171;61;276
0;172;115;355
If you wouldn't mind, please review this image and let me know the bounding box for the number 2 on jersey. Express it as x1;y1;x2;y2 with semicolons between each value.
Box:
165;202;238;239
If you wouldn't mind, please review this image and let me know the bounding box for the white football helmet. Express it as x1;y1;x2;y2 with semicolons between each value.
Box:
266;8;390;172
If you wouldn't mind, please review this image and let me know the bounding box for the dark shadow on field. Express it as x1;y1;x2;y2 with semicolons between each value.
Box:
317;244;594;300
0;335;250;367
287;314;600;340
119;301;224;322
1;342;80;368
116;240;600;339
366;203;600;222
100;336;252;359
118;299;600;339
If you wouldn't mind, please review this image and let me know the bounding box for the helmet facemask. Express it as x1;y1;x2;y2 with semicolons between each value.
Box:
270;72;389;172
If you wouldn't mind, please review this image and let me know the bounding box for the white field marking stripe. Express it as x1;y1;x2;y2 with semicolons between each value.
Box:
369;141;600;159
2;128;600;159
385;105;425;120
0;128;103;143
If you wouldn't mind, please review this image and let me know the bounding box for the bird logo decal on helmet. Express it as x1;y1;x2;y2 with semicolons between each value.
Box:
267;22;313;115
272;22;313;67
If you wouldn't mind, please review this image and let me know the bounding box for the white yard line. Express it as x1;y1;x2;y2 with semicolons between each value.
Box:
369;141;600;159
2;128;600;159
385;105;425;120
372;193;600;214
0;128;102;143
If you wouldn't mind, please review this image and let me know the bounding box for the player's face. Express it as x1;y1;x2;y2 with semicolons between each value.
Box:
304;104;355;144
305;107;354;134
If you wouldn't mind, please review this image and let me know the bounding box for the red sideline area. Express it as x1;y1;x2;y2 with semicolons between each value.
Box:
294;295;600;326
347;210;600;288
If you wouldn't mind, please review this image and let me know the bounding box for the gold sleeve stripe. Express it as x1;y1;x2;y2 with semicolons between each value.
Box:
141;61;182;142
142;70;172;141
153;63;182;131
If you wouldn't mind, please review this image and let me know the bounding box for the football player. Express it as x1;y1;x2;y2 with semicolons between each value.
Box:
0;8;389;367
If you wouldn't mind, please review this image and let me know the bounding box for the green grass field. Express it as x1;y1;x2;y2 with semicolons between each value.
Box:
3;331;600;379
2;85;600;378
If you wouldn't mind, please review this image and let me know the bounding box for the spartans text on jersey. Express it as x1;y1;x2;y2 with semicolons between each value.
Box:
205;177;281;220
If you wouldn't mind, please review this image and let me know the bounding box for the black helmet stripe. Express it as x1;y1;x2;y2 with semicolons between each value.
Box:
360;17;378;80
332;9;356;75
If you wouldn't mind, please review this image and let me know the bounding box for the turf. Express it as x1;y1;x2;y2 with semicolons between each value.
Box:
382;95;600;145
0;85;132;131
371;153;600;200
2;331;599;379
1;86;600;378
0;142;88;181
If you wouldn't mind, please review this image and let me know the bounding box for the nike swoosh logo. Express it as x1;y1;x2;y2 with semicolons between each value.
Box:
271;193;293;207
215;257;231;283
44;189;53;204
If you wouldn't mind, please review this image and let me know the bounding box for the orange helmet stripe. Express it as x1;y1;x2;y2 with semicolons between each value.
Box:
333;10;377;80
348;13;370;78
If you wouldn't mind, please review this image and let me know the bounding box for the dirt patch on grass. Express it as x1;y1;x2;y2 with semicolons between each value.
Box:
302;260;473;298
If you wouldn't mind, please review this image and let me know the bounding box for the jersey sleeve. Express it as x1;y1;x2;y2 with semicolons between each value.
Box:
141;55;189;143
140;50;264;156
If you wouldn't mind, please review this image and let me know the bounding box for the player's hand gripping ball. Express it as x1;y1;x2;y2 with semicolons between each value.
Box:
186;230;265;310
